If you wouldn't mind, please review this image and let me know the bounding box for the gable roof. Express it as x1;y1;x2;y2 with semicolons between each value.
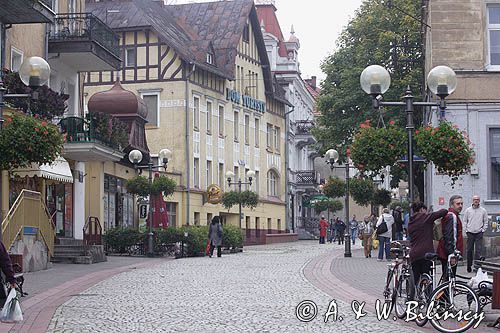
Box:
87;0;286;103
256;4;288;58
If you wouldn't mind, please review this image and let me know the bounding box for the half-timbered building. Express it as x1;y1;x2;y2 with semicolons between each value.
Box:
85;0;290;244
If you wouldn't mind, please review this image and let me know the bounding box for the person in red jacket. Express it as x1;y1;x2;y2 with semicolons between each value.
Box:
319;216;329;244
437;195;464;280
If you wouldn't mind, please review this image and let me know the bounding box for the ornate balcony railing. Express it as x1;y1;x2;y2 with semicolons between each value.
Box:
294;120;315;135
49;13;120;59
296;170;317;186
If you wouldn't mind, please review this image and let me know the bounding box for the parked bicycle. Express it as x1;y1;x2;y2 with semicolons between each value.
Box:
413;250;480;333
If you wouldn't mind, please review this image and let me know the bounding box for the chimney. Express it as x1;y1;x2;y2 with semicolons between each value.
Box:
306;76;316;89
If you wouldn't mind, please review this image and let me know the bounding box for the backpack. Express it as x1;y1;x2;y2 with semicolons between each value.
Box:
433;212;455;241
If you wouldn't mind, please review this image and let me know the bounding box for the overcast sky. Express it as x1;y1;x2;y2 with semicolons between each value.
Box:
275;0;364;83
173;0;365;84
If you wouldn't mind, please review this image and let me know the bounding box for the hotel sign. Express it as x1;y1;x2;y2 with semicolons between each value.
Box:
226;88;266;113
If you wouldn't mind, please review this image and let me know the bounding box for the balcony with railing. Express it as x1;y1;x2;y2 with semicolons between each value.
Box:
0;0;54;24
295;170;318;190
59;116;126;162
294;120;317;148
48;13;121;71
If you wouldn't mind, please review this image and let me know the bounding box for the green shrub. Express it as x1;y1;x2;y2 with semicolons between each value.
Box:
104;227;142;253
222;224;243;249
156;227;183;244
181;226;209;257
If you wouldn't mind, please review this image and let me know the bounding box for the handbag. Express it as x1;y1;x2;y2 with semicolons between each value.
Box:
376;216;388;235
205;240;211;255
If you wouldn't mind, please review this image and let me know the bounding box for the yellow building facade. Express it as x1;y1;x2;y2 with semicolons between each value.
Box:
84;0;288;243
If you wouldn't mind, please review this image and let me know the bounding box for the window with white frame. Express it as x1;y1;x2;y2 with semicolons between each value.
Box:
489;5;500;67
233;110;239;141
491;128;500;199
206;52;214;65
125;48;136;67
10;47;23;72
141;93;160;127
206;100;213;133
218;104;224;136
193;95;200;130
266;123;273;148
267;170;279;197
255;170;260;194
244;114;250;145
206;160;213;186
274;126;280;151
194;158;200;188
218;163;224;188
254;118;260;147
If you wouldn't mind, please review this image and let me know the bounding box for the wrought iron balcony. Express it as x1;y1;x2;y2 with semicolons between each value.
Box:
294;120;315;135
296;170;318;187
48;13;121;71
58;116;125;162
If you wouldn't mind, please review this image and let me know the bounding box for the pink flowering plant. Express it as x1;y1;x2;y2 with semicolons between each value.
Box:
350;120;407;173
414;122;475;183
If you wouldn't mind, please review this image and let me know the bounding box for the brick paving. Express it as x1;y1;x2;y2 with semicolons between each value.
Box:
47;241;422;333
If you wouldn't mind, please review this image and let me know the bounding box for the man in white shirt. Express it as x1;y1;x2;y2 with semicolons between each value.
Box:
464;195;488;273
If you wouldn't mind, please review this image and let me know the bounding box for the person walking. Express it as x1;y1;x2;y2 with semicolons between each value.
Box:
336;218;346;245
328;215;336;243
350;215;359;245
408;201;448;285
437;195;464;280
464;195;488;273
208;216;223;258
392;206;404;241
318;215;329;244
376;208;394;261
359;215;374;258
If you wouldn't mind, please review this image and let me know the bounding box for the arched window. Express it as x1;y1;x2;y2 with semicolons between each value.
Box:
267;170;279;197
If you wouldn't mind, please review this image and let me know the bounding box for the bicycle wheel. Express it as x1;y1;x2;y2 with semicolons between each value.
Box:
428;281;480;333
414;274;432;327
394;273;413;319
383;267;396;312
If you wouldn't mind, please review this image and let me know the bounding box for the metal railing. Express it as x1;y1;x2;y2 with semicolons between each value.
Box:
59;116;122;150
1;190;56;256
83;216;102;246
49;13;120;59
297;216;320;235
296;170;317;185
294;120;315;135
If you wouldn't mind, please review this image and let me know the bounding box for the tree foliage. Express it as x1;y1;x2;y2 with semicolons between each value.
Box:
313;199;343;215
125;175;177;197
314;0;423;161
323;176;346;198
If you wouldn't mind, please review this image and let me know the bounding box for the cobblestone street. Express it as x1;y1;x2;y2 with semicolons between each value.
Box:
46;241;434;333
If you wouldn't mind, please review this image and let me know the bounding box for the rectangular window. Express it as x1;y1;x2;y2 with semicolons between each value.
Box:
256;217;260;238
233;111;239;141
125;48;136;67
193;96;200;130
206;100;213;133
218;163;224;188
246;216;251;238
207;160;213;186
234;166;239;181
218;105;224;136
206;52;213;65
10;47;23;72
194;158;200;188
243;23;250;42
489;5;500;66
166;202;177;227
245;168;250;190
267;218;272;234
277;219;282;233
207;213;213;226
244;114;250;145
194;212;200;226
141;93;159;126
491;128;500;199
267;123;273;148
254;118;260;147
255;171;259;194
274;127;280;151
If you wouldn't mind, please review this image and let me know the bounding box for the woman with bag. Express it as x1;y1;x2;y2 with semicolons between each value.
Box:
208;216;223;258
376;208;394;261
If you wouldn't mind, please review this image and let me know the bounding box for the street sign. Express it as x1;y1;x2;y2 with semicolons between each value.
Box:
139;204;148;219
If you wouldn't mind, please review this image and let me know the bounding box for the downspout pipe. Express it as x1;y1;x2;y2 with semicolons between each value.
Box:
185;62;195;225
285;106;295;233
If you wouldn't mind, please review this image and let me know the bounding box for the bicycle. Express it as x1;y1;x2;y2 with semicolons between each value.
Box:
382;241;413;318
414;250;480;333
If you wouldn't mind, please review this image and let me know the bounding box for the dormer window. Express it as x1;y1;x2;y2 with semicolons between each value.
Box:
206;52;214;65
243;23;250;43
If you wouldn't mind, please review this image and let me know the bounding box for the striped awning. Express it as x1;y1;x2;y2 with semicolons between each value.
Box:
13;156;73;183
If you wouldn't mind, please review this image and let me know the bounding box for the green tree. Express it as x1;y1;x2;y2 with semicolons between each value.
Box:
314;0;423;162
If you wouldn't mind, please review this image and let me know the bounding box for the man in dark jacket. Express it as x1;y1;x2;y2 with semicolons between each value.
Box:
336;218;346;245
409;202;448;284
437;195;464;280
392;207;404;240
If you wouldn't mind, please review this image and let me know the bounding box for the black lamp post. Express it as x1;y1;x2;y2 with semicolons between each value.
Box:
226;169;255;228
360;65;457;205
325;148;354;258
128;148;172;257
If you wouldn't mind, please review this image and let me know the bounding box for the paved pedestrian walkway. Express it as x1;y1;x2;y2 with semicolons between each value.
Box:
46;241;421;333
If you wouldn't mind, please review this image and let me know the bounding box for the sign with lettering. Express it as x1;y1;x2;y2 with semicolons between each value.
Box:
226;88;266;113
207;184;223;204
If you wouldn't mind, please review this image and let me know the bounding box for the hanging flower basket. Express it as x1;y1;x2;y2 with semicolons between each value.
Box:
125;175;176;198
323;177;346;198
414;122;475;183
222;190;259;211
349;177;374;207
350;120;407;173
312;199;343;214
